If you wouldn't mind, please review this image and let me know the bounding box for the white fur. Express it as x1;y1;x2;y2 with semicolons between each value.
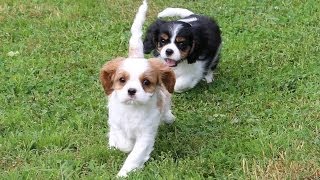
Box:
108;58;174;177
128;0;147;58
178;17;198;23
158;7;194;18
173;60;207;92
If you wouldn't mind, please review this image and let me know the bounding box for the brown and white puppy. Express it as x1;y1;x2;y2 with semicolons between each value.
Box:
100;57;175;177
99;0;176;177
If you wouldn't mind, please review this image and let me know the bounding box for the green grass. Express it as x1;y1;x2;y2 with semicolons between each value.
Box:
1;0;319;179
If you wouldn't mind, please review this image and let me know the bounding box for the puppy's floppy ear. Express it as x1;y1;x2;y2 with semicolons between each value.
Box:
100;57;125;95
187;27;204;64
161;67;176;93
149;58;176;93
143;19;165;54
187;40;199;64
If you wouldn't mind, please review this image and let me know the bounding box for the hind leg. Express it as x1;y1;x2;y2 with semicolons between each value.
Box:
204;70;214;83
203;54;220;83
174;76;199;92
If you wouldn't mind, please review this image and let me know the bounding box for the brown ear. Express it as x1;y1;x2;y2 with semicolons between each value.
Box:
161;67;176;93
149;58;176;93
100;57;125;95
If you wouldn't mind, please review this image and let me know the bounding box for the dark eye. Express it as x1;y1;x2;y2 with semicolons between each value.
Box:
143;79;151;86
177;42;186;48
177;42;188;50
160;39;169;44
119;77;126;83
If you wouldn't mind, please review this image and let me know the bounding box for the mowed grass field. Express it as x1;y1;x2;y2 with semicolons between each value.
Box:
1;0;319;179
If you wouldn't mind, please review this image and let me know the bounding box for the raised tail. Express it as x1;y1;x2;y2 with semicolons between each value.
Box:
157;8;194;18
128;0;148;58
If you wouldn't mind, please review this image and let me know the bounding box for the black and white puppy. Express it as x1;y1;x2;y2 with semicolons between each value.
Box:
144;8;222;92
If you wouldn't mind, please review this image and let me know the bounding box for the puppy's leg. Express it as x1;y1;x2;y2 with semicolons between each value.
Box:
117;135;156;177
109;128;134;153
204;70;214;83
204;45;221;83
163;110;175;124
174;76;200;92
161;93;175;124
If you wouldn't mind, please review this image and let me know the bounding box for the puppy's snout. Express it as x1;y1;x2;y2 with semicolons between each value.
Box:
128;88;137;96
165;49;174;56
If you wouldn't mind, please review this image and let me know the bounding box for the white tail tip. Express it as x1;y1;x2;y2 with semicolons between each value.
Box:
128;0;148;58
158;8;194;18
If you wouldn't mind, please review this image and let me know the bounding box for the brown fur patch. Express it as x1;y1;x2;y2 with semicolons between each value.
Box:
160;33;169;40
113;70;130;91
176;36;193;59
156;93;163;111
139;70;158;93
157;33;169;53
179;46;191;59
148;58;176;93
100;57;125;95
175;36;186;42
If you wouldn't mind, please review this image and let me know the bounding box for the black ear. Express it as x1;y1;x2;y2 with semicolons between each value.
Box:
143;19;165;54
187;40;200;64
187;28;202;64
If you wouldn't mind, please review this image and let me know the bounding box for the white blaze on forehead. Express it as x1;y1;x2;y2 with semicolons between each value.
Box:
120;58;149;79
170;24;183;42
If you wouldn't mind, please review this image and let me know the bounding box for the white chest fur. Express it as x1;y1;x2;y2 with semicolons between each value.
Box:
107;92;165;177
108;94;161;139
173;60;206;92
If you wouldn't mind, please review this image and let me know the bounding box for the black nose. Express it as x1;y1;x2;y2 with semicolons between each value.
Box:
165;49;174;56
128;88;137;96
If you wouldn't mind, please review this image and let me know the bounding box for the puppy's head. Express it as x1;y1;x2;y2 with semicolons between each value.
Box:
100;57;175;105
144;20;197;67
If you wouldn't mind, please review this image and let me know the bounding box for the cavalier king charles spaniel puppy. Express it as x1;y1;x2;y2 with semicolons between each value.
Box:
100;0;176;177
144;8;222;92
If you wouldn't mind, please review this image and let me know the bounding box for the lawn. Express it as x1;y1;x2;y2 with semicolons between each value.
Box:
0;0;319;179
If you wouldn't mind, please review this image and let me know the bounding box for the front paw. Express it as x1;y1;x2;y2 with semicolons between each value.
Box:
203;72;214;83
163;111;175;124
117;170;128;178
109;139;116;149
108;134;133;153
